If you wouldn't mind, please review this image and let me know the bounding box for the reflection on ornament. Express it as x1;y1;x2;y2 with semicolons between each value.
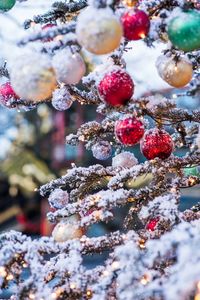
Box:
0;0;16;11
52;49;86;85
52;215;83;242
98;69;134;106
140;128;174;160
115;117;144;146
112;151;138;168
92;141;112;160
156;55;193;88
76;7;122;55
10;52;57;102
168;10;200;52
121;9;150;40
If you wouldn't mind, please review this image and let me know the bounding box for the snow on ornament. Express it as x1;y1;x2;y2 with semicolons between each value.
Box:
52;215;83;242
156;55;193;88
98;69;134;106
115;117;144;146
0;0;16;11
140;128;174;160
52;86;73;111
76;6;123;55
0;82;19;107
52;49;86;85
167;10;200;52
9;52;57;102
48;188;69;209
121;9;150;40
92;141;112;160
112;151;138;168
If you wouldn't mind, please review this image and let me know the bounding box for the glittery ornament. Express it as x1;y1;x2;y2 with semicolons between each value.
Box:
156;55;193;88
41;23;56;42
146;217;159;231
140;128;174;160
52;215;83;242
121;9;150;40
0;0;16;11
76;7;123;55
52;87;73;111
10;52;57;102
0;82;19;107
98;69;134;106
115;117;144;146
52;49;86;85
112;151;138;168
92;141;112;160
167;10;200;52
48;188;69;209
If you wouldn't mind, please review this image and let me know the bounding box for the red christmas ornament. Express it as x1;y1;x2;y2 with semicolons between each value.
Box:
121;9;150;40
42;24;56;42
115;117;144;145
0;82;19;107
146;217;159;232
140;128;174;160
98;69;134;106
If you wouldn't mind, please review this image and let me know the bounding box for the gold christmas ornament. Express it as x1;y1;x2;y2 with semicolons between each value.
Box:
76;7;123;55
10;52;57;102
52;215;83;242
156;55;193;88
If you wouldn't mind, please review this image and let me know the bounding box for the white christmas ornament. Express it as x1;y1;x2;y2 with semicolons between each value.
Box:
48;188;69;209
52;86;73;110
52;49;86;85
92;141;112;160
112;151;138;168
76;6;123;55
9;51;57;102
52;215;83;242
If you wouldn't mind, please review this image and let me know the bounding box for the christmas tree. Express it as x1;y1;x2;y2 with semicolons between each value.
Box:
0;0;200;299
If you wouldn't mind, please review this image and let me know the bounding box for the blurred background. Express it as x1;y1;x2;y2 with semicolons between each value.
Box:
0;1;199;239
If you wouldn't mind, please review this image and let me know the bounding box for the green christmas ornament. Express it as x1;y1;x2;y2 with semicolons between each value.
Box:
167;10;200;52
0;0;16;11
184;166;200;177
